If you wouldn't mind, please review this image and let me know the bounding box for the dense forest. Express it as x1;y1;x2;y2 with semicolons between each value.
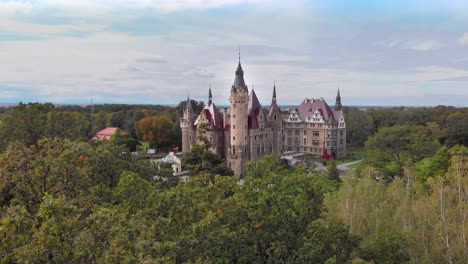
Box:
0;102;467;263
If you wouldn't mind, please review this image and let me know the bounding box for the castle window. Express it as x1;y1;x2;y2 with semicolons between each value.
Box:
233;147;236;155
210;136;212;142
233;136;235;141
304;130;306;135
313;140;319;146
313;131;319;137
274;115;277;120
233;125;236;129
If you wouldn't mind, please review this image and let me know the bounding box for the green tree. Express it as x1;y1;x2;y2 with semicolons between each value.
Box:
328;159;340;181
365;125;439;177
0;103;54;149
109;111;127;129
346;109;375;148
0;138;92;213
445;111;468;147
295;219;359;263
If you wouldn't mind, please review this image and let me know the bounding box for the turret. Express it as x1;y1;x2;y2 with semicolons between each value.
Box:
268;82;283;153
228;56;249;176
180;94;194;152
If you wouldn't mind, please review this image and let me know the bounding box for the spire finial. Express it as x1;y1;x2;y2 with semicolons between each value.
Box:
272;82;277;102
238;46;240;63
185;91;193;113
208;84;212;106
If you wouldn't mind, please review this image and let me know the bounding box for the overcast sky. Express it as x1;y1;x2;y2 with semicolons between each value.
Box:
1;0;468;106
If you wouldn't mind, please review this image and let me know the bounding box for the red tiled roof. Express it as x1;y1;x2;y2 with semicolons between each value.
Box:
95;127;127;140
194;103;224;130
297;98;335;122
248;90;270;129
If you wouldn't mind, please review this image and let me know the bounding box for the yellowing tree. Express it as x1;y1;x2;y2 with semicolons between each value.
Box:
134;115;175;149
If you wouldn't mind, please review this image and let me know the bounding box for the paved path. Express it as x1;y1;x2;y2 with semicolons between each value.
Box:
337;160;362;171
312;159;362;172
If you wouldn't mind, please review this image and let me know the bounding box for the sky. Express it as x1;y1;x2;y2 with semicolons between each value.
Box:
1;0;468;106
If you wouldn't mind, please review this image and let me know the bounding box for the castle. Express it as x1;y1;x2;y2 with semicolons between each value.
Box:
181;58;346;176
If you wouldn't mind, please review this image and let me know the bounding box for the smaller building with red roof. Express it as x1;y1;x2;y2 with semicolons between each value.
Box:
94;127;128;141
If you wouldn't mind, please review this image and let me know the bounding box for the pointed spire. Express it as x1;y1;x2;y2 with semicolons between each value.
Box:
335;88;342;111
272;81;277;103
233;50;246;89
185;92;193;113
208;84;212;106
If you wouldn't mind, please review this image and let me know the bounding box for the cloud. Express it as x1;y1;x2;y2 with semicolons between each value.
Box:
136;56;168;64
405;40;444;51
374;39;444;51
374;39;402;48
0;1;33;15
193;68;215;79
459;33;468;47
5;0;271;12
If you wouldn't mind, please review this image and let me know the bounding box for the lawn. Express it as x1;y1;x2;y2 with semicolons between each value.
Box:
336;150;367;165
348;161;365;169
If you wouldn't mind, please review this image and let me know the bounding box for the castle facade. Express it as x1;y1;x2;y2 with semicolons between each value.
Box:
181;59;346;176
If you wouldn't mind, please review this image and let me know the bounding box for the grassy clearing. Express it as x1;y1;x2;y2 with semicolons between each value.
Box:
348;161;364;169
336;150;366;165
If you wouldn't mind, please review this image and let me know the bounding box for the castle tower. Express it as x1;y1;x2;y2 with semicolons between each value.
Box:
228;57;249;176
180;95;194;153
268;83;283;153
335;88;342;111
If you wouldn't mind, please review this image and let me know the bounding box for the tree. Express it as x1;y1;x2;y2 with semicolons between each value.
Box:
445;111;468;147
325;145;468;263
134;115;175;150
46;110;89;140
113;171;154;214
413;146;451;182
181;144;233;176
295;220;359;263
345;109;375;149
0;103;54;149
109;111;127;129
365;125;439;177
154;162;179;189
328;159;340;181
0;138;93;213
